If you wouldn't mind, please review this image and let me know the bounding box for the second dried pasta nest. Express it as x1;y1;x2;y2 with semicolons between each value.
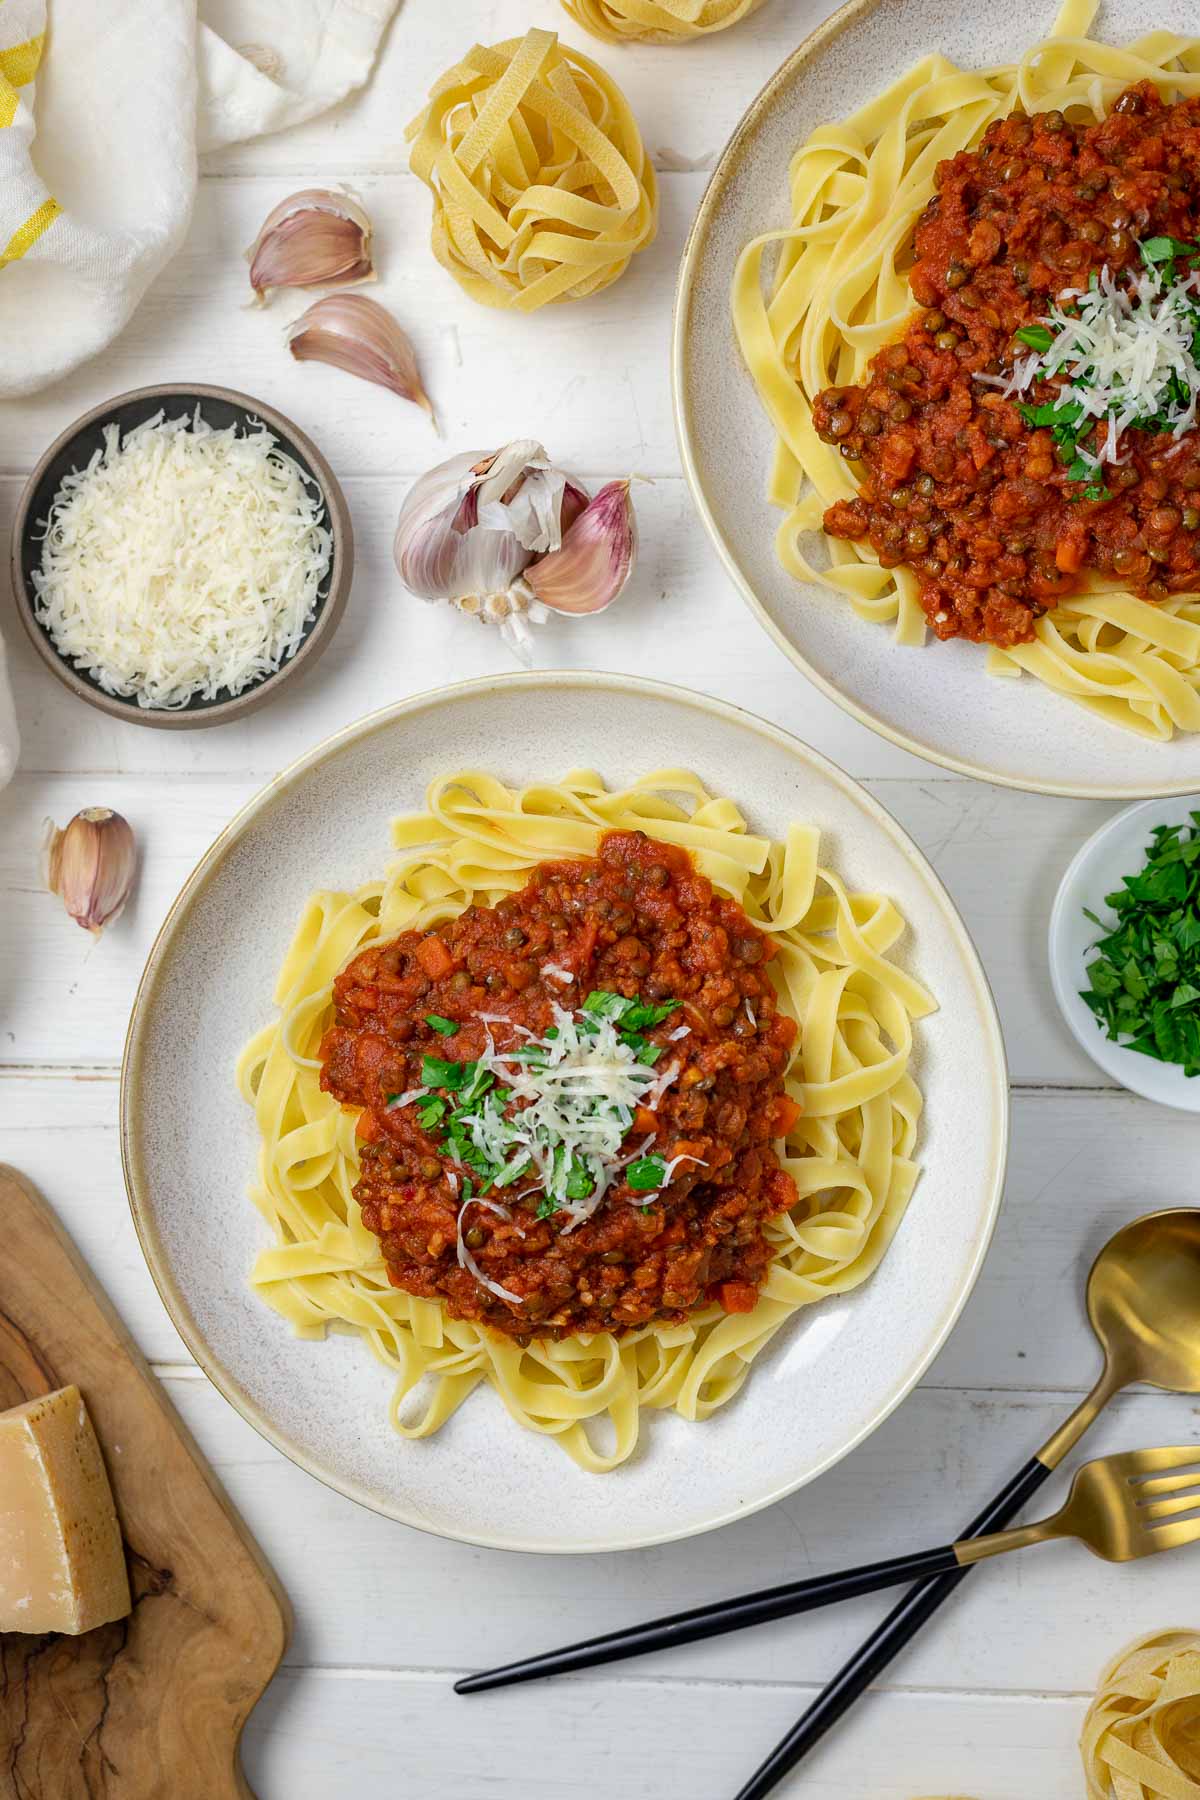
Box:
560;0;765;43
406;27;658;312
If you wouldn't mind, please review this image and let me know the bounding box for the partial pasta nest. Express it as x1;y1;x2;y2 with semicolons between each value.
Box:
559;0;765;44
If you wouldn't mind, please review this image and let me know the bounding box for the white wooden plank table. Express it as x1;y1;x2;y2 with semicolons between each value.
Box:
3;3;1198;1794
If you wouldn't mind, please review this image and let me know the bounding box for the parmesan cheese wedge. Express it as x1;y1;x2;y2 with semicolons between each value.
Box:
0;1385;130;1635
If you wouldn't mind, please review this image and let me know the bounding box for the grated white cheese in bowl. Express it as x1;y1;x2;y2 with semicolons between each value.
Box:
30;409;333;711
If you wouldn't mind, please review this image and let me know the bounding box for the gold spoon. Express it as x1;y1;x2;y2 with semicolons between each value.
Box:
1039;1208;1200;1466
727;1208;1200;1800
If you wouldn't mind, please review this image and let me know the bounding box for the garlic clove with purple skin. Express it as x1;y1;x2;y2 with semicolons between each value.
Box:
286;294;435;424
245;189;375;304
522;480;637;616
43;808;136;937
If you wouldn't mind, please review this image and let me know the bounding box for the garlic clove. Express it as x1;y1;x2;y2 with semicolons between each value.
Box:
44;808;137;937
286;294;435;423
246;189;375;303
393;450;488;599
522;480;637;615
561;480;590;535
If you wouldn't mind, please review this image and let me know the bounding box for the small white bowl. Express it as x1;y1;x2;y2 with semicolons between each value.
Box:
1050;797;1200;1111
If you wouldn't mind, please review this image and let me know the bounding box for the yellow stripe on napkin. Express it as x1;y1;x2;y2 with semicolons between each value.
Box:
0;33;43;88
1;194;59;263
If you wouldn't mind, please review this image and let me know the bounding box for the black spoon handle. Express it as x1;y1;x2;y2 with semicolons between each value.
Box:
731;1454;1053;1800
454;1545;960;1695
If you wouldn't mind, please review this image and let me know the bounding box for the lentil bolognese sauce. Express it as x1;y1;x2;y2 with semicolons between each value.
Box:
319;830;802;1343
812;84;1200;648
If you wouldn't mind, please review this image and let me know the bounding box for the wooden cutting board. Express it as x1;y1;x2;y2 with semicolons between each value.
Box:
0;1166;291;1798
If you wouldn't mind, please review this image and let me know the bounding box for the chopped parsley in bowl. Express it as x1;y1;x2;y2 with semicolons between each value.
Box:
1050;798;1200;1111
1080;812;1200;1075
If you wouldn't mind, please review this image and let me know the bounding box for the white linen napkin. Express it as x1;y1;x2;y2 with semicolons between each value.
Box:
0;0;398;787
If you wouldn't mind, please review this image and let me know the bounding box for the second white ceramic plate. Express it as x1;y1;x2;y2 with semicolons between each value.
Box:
674;0;1200;797
122;674;1007;1552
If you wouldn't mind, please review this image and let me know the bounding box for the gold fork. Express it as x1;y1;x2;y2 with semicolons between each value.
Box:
456;1447;1200;1695
955;1444;1200;1566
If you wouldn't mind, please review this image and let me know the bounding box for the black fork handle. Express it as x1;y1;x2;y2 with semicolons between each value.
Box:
731;1454;1053;1800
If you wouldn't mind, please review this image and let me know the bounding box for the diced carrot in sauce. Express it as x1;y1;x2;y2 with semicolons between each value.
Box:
415;935;455;980
715;1282;759;1314
1055;535;1085;575
771;1094;802;1136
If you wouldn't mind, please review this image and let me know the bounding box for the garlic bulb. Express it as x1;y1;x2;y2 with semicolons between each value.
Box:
246;189;375;303
286;294;435;422
394;443;635;659
44;808;136;936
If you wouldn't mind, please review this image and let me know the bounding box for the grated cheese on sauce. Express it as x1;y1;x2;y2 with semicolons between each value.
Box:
469;1003;667;1230
977;258;1200;463
31;410;332;710
400;1001;693;1240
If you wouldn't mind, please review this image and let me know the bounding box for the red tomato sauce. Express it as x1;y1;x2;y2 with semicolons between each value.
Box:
319;831;801;1343
812;85;1200;648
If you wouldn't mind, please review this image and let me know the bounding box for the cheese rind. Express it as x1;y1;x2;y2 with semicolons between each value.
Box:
0;1385;131;1635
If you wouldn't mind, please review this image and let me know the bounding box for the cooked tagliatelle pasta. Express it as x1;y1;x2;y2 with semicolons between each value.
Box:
560;0;764;45
237;770;933;1472
1082;1629;1200;1798
405;28;657;311
732;0;1200;737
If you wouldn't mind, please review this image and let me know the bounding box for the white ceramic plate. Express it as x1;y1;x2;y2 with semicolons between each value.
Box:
1050;796;1200;1110
121;674;1008;1553
673;0;1200;798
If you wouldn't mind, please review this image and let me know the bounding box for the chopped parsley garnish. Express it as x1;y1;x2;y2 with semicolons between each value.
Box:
1080;814;1200;1077
620;998;682;1030
421;1054;471;1089
581;989;680;1030
1014;324;1054;352
1139;236;1199;271
581;989;631;1022
564;1156;595;1201
425;1014;458;1037
625;1155;667;1192
416;1096;447;1131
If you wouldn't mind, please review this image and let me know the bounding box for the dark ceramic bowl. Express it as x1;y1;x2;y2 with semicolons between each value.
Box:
11;383;353;729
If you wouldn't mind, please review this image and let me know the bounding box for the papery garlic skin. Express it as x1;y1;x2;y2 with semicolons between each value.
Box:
286;295;435;422
522;480;637;615
44;808;136;937
246;189;375;303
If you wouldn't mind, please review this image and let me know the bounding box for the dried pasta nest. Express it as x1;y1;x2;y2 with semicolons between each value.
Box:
405;27;658;311
559;0;765;43
1082;1629;1200;1798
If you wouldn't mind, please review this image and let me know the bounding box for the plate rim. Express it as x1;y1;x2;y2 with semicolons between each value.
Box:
1048;794;1200;1110
120;670;1010;1554
671;0;1200;800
